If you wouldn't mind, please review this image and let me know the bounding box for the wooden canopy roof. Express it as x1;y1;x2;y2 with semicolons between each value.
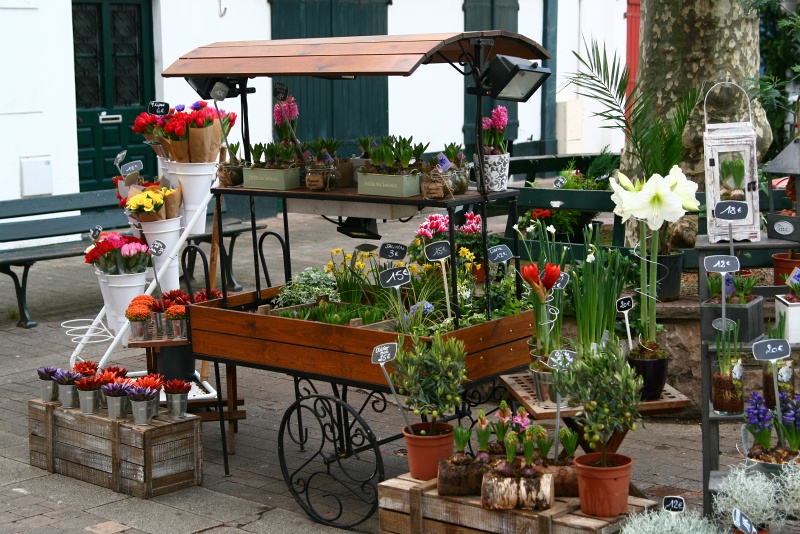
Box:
162;31;550;79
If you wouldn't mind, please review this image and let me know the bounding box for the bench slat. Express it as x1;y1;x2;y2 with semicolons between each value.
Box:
0;190;120;219
0;239;92;265
2;211;129;242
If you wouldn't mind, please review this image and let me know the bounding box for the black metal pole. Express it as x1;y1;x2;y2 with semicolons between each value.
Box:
214;361;230;476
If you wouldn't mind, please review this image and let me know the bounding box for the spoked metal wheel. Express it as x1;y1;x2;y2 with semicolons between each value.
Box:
278;394;384;528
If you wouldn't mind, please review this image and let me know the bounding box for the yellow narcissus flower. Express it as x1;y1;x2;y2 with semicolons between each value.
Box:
409;264;419;275
331;248;343;255
325;261;334;273
394;260;404;268
344;253;353;262
354;260;366;271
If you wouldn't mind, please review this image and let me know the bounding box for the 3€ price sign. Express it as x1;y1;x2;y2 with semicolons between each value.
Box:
149;239;166;257
662;496;685;513
371;343;398;365
616;296;634;313
488;244;513;264
379;267;411;289
715;200;749;221
703;255;740;274
148;101;169;115
425;241;451;262
120;160;144;176
274;82;289;101
752;339;791;362
732;508;757;534
379;243;407;261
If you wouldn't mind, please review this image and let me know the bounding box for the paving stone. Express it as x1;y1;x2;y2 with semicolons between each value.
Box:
84;520;131;534
87;499;223;534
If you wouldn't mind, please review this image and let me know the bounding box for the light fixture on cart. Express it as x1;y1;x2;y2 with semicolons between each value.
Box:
475;54;551;102
336;217;381;240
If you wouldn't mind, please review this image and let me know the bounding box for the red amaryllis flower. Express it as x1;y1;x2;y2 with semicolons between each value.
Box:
521;264;539;288
541;264;561;291
73;361;99;376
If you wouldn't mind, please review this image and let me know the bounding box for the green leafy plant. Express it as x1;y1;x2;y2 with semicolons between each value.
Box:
707;273;723;299
271;267;339;308
732;273;758;303
558;427;578;460
716;320;741;379
249;142;266;167
552;341;643;466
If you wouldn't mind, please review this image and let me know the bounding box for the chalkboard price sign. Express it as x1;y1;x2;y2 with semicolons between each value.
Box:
425;241;451;261
379;267;411;288
732;508;757;534
488;244;513;264
379;243;407;261
662;496;685;513
90;225;103;240
148;101;169;115
120;160;144;176
616;296;634;313
553;176;567;189
371;343;398;364
547;349;577;371
703;255;740;274
552;272;570;290
274;82;289;101
150;240;166;257
752;339;791;362
715;200;749;221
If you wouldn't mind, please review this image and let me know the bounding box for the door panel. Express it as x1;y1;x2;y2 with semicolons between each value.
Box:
74;0;155;191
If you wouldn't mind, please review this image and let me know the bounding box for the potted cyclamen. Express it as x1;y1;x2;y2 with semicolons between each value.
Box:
552;340;643;517
163;379;191;418
479;105;510;192
390;333;467;481
53;370;82;409
101;381;131;420
75;374;104;415
37;366;59;402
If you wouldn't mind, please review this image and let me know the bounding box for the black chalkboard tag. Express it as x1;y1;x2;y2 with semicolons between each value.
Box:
552;272;570;290
547;349;577;371
90;225;103;240
553;176;567;189
616;296;634;313
274;82;289;101
379;267;411;288
379;243;407;261
488;244;513;264
752;338;791;362
148;101;169;115
114;150;127;167
714;200;749;221
150;239;166;257
120;160;144;176
425;241;451;261
703;255;740;274
662;496;685;513
732;508;757;534
371;342;398;364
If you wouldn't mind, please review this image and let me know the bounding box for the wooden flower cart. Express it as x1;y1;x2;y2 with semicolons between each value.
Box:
163;32;550;528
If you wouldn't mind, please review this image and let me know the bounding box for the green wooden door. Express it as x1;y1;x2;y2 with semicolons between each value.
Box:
270;0;388;158
73;0;156;191
463;0;519;156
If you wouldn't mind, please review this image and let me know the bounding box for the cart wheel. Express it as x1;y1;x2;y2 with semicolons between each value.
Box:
278;394;384;528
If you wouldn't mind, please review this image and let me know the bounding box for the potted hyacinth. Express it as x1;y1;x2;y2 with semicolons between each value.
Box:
479;105;510;192
701;272;764;344
358;135;429;197
437;425;490;496
305;137;344;191
37;366;60;402
743;391;800;476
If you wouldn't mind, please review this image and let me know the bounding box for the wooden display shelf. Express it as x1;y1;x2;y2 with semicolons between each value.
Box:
28;400;202;498
378;474;657;534
502;373;690;420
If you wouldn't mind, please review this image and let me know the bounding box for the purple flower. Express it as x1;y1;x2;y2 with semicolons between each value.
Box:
190;101;204;111
37;366;60;381
175;104;185;112
780;393;800;431
53;370;82;385
101;382;130;398
745;391;772;431
126;386;158;402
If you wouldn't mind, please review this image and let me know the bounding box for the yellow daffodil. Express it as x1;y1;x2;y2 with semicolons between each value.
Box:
354;260;366;270
344;253;353;262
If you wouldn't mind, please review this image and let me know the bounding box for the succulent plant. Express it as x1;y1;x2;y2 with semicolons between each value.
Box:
53;370;82;385
101;382;131;398
126;386;158;402
37;367;60;381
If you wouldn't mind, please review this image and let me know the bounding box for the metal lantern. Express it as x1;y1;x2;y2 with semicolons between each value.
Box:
703;82;760;243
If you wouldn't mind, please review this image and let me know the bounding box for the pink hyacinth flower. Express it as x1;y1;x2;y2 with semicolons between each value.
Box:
492;106;508;130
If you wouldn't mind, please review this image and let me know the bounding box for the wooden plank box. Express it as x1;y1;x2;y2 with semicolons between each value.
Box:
189;287;534;388
28;400;202;498
378;474;657;534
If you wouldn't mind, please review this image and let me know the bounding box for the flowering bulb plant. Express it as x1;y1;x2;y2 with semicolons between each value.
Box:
746;390;800;460
326;247;376;305
407;212;498;265
482;105;508;155
163;379;192;395
85;232;150;274
274;96;299;144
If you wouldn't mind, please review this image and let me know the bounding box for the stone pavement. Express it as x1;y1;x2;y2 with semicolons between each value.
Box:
0;211;796;533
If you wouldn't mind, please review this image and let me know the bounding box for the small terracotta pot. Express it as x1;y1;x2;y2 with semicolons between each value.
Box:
574;452;633;517
402;422;454;481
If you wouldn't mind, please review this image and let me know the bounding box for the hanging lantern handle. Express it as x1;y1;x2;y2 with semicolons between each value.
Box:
703;81;753;128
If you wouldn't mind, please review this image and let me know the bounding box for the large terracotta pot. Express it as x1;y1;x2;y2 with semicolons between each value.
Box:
772;252;800;285
402;422;454;481
574;452;633;517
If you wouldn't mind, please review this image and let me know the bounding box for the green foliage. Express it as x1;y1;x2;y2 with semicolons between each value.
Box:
733;273;758;301
716;320;741;377
358;135;375;158
278;301;386;326
390;333;468;434
250;142;266;165
622;509;724;534
227;141;241;162
454;425;472;453
558;428;578;459
552;341;643;466
272;267;338;308
767;311;786;339
707;273;723;299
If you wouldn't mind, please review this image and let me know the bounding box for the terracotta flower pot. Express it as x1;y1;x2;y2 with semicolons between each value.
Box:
402;422;454;481
574;452;633;517
773;252;800;285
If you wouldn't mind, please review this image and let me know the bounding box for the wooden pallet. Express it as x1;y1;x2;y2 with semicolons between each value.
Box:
378;474;657;534
28;400;202;498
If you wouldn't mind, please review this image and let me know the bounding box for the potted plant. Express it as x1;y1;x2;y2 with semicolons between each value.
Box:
552;340;643;517
713;464;786;533
127;386;159;426
701;272;764;343
243;141;301;190
37;366;59;403
713;321;744;416
442;142;469;195
164;304;187;339
437;425;489;496
101;380;131;420
53;370;82;409
305;137;343;191
390;333;467;480
775;280;800;343
75;374;104;415
480;105;510;192
621;509;724;533
217;140;244;187
358;135;429;197
271;267;340;309
125;302;152;341
762;314;794;409
163;379;191;419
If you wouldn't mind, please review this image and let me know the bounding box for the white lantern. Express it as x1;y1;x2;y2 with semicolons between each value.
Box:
703;82;760;243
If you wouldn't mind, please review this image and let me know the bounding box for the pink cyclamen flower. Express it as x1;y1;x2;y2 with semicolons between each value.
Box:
492;106;508;131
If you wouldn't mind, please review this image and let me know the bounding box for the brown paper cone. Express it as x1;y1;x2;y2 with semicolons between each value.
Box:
170;139;190;163
142;133;163;157
210;120;222;162
126;184;146;201
189;125;215;163
134;210;164;222
164;187;182;220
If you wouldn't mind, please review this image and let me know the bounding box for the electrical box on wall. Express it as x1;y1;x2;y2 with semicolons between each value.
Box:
20;156;53;197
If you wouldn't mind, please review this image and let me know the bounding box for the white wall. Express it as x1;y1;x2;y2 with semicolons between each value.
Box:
388;0;465;153
153;0;273;155
0;0;78;201
518;0;545;146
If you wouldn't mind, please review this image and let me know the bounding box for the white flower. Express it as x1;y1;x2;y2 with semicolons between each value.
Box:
512;224;519;231
609;176;637;223
664;165;700;212
616;171;638;192
732;359;743;381
586;252;595;263
546;225;556;234
527;225;535;234
626;173;685;231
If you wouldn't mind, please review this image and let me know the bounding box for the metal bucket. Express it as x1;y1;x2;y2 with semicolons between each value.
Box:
40;381;58;403
106;396;129;420
78;390;101;414
530;369;568;409
166;393;188;418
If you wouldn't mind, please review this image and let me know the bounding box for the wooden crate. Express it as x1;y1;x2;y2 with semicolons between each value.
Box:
28;400;202;498
378;474;657;534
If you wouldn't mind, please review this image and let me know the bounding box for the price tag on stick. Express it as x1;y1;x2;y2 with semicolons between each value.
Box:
732;508;757;534
703;255;740;274
547;350;577;372
488;244;512;264
120;160;144;176
150;240;166;257
662;496;685;514
616;296;635;350
552;272;570;290
90;225;103;240
273;82;289;102
715;200;749;221
553;176;567;189
371;343;415;434
379;243;407;261
114;150;127;175
425;241;453;318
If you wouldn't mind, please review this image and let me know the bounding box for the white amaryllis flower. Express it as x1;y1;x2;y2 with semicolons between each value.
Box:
546;225;556;234
664;165;700;212
626;173;685;231
609;176;637;222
